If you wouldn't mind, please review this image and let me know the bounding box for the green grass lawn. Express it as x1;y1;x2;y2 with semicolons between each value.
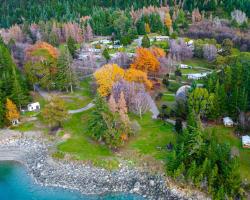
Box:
128;113;176;160
58;110;176;170
183;58;213;69
206;125;250;183
58;111;114;163
180;67;208;74
162;94;175;102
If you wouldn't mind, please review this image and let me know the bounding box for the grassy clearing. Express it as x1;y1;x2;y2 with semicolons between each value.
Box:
127;113;176;160
206;125;250;183
180;67;208;74
183;58;213;69
58;111;116;168
58;110;176;170
162;94;175;102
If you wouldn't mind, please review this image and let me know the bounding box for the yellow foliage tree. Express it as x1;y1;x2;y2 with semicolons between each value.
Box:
124;68;153;89
165;12;172;31
94;64;125;96
131;48;160;73
150;47;166;58
145;23;151;34
5;98;20;123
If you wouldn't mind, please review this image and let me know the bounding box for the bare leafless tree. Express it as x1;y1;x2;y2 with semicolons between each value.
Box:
203;44;217;62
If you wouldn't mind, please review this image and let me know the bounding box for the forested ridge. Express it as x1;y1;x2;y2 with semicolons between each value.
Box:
1;0;250;28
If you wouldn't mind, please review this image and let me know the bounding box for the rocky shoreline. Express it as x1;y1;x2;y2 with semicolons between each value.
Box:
0;138;207;200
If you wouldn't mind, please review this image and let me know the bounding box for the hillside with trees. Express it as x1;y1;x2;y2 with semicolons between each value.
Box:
0;1;250;199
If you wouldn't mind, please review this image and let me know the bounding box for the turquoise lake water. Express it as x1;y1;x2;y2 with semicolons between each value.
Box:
0;161;144;200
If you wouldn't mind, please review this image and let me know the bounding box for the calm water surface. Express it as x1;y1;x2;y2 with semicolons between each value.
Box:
0;161;144;200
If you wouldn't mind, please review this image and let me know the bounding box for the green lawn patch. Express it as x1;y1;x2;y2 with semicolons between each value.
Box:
162;94;175;102
58;111;117;169
180;67;208;74
128;113;176;160
206;125;250;183
183;58;213;69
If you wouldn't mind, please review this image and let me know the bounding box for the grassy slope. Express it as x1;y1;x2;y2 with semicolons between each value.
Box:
206;125;250;183
58;110;175;170
128;113;176;160
58;111;112;161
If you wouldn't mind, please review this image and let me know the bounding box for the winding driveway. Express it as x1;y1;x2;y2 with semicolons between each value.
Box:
68;102;95;114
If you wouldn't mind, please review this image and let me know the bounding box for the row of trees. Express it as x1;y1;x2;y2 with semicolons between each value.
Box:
0;38;29;127
1;0;249;28
0;21;93;47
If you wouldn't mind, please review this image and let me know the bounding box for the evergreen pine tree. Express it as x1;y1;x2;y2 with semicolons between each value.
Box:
67;36;77;58
102;48;110;62
56;47;78;92
141;34;150;48
175;118;183;134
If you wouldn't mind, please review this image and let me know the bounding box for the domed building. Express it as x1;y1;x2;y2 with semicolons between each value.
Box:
175;85;191;103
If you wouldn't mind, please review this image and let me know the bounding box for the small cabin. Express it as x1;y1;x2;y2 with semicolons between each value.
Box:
11;119;19;126
155;36;169;42
180;64;190;69
27;102;40;112
223;117;234;127
242;135;250;148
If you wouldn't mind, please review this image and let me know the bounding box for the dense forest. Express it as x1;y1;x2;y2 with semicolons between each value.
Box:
1;0;250;28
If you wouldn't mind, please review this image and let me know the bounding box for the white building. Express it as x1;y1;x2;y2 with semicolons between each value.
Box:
223;117;234;127
180;64;191;69
27;102;40;111
89;48;101;53
242;135;250;148
187;72;209;80
187;40;194;46
186;40;194;50
11;119;19;126
155;36;169;41
99;39;111;44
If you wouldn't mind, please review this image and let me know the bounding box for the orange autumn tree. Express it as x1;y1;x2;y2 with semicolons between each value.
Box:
131;48;160;73
25;41;59;90
5;98;20;123
150;47;166;58
124;68;152;89
94;64;125;96
26;41;59;59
